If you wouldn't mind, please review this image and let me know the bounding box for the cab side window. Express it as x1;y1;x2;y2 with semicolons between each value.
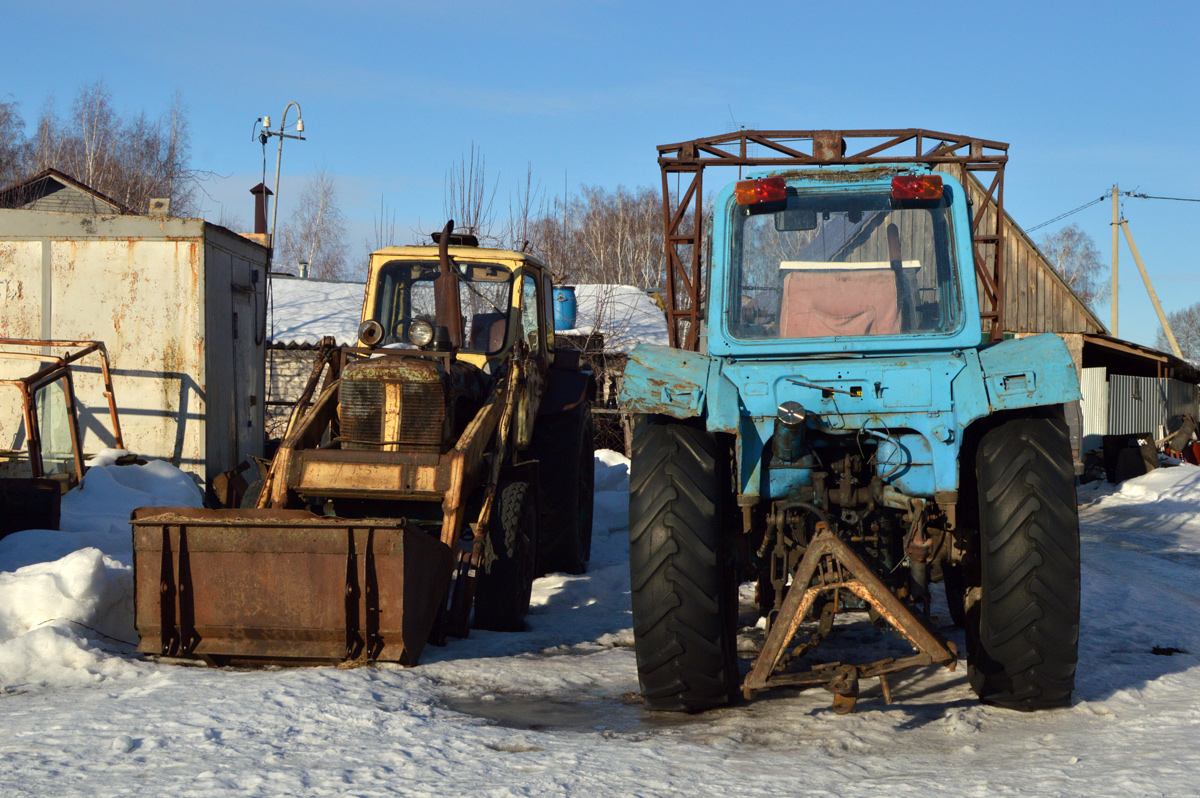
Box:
521;275;540;352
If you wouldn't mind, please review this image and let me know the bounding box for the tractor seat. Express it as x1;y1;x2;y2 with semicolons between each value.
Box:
778;269;901;338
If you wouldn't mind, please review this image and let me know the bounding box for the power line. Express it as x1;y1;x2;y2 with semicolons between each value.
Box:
1124;192;1200;203
1026;195;1107;233
1025;188;1200;234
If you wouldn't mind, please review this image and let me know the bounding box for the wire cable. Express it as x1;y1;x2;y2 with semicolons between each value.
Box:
1123;192;1200;203
1026;195;1108;233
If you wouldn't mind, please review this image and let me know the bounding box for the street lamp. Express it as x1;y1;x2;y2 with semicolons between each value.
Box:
257;102;306;250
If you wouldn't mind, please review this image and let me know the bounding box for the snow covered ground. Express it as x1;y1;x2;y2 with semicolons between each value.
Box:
2;453;1200;796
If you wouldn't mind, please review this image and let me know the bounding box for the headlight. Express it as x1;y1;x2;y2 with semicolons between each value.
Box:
408;320;434;348
358;319;384;346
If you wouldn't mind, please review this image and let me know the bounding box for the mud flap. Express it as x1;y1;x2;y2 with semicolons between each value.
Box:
131;508;454;666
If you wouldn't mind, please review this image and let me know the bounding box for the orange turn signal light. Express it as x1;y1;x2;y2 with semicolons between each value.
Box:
735;177;787;205
891;175;943;200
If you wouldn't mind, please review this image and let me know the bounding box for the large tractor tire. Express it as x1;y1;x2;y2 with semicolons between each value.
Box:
968;414;1080;710
532;405;594;576
628;415;739;712
473;481;537;632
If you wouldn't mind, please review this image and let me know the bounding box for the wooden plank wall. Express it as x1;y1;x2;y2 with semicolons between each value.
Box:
935;165;1107;337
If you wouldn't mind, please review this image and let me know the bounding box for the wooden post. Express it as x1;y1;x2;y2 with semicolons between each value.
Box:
1119;220;1182;358
1111;186;1120;336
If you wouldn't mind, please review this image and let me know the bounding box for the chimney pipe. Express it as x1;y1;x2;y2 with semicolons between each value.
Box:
250;183;273;235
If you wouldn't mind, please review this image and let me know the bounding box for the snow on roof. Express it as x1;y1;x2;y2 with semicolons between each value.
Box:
561;284;668;354
267;277;668;353
269;275;366;347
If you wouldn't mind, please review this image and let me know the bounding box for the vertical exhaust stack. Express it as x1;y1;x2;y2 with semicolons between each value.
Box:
251;183;273;235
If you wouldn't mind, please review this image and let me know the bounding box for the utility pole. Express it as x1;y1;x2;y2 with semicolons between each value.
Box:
1110;186;1119;336
1119;219;1183;358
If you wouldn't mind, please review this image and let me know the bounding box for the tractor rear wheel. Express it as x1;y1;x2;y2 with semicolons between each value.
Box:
473;481;537;632
968;414;1080;710
629;415;739;712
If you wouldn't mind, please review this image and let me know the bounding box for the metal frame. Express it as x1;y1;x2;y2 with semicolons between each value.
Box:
658;129;1009;349
0;339;124;481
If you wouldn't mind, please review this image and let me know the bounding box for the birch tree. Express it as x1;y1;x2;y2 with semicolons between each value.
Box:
1040;223;1109;309
279;168;350;280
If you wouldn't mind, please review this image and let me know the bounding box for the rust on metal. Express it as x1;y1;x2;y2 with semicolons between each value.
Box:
131;507;454;665
0;339;124;483
742;526;957;712
658;129;1009;348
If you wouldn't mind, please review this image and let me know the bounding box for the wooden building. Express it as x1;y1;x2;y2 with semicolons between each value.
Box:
0;169;132;215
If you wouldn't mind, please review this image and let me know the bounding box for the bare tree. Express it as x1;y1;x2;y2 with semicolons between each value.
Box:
444;142;497;242
0;98;30;189
278;168;350;280
30;82;197;214
364;195;399;260
503;163;542;253
1155;301;1200;360
1039;223;1109;309
522;184;664;289
216;204;246;232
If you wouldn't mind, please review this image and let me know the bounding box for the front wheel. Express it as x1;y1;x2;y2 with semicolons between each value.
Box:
968;414;1080;710
629;415;738;712
473;481;537;632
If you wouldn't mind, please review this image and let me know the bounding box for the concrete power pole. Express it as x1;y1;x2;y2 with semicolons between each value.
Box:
1119;220;1183;358
1111;186;1119;336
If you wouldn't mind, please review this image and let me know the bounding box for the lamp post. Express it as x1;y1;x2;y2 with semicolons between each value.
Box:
257;102;306;251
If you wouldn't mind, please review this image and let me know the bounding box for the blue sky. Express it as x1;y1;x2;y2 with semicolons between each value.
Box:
3;0;1197;348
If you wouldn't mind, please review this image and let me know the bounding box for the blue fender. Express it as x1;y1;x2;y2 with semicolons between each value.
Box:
619;344;711;419
968;333;1081;421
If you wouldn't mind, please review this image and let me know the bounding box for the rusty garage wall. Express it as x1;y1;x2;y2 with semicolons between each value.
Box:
0;209;267;487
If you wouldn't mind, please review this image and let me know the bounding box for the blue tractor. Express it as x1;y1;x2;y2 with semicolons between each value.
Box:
621;130;1081;713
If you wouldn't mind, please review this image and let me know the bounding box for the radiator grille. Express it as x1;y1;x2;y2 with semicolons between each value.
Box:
340;377;445;451
399;382;445;449
341;379;384;449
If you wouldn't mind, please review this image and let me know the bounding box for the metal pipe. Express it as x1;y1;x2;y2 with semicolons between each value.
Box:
268;102;304;251
1119;220;1182;357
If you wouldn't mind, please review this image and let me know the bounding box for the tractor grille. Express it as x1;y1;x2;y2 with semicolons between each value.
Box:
341;380;384;449
341;377;445;452
398;382;445;449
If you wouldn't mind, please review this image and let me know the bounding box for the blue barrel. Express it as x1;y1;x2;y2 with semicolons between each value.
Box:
553;286;577;331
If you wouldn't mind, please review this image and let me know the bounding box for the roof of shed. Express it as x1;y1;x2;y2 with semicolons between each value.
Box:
0;168;132;214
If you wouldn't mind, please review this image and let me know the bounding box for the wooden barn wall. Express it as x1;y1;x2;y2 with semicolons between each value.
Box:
934;165;1106;337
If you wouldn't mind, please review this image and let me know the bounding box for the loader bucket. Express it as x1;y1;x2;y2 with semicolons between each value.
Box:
131;508;454;666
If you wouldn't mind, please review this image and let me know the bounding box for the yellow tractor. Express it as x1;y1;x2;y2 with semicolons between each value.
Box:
132;223;594;665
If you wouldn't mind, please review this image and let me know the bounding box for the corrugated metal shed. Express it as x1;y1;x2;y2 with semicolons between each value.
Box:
1080;367;1109;452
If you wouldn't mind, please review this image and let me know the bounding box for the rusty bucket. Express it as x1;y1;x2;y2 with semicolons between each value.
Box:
131;507;453;666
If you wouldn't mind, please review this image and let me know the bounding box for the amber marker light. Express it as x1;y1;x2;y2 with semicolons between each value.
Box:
735;176;788;205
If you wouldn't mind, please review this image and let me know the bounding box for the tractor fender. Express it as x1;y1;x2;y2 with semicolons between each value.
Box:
619;344;711;419
538;365;596;417
960;333;1081;426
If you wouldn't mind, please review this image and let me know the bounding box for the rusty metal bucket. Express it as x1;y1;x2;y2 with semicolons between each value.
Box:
131;507;454;666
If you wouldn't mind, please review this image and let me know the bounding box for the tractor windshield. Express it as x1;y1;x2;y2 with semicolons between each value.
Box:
728;186;961;340
372;260;514;353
